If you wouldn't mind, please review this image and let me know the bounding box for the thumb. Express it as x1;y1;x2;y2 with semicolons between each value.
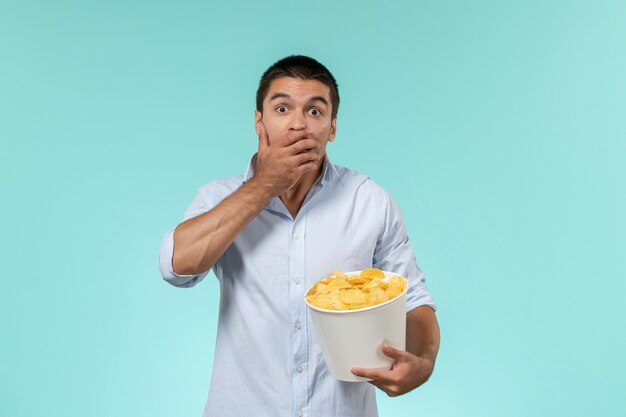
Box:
381;342;404;359
257;120;270;151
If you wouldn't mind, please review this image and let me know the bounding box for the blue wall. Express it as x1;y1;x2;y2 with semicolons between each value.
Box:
1;1;625;416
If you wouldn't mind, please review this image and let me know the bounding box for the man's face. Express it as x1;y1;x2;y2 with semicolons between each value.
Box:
255;77;336;154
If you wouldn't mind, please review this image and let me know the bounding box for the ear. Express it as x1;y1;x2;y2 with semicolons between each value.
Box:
254;110;262;136
328;117;337;142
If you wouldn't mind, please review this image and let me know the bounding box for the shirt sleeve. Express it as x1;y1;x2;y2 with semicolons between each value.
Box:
372;188;437;313
158;187;215;288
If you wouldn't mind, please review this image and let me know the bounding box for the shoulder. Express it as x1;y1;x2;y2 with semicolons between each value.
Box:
180;175;244;221
331;163;392;204
195;174;244;206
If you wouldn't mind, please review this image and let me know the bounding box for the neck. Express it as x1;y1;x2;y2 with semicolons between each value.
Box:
279;158;325;219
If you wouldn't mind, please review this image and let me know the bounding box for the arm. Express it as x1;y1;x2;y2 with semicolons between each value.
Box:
351;187;440;395
406;305;440;379
171;121;321;276
172;178;273;275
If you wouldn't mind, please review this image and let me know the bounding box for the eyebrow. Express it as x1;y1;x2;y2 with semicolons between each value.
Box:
309;96;329;106
269;93;329;106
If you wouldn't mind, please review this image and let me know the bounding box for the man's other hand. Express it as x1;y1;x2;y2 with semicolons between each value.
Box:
350;342;435;397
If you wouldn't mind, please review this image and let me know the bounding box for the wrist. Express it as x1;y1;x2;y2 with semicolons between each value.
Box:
245;176;278;200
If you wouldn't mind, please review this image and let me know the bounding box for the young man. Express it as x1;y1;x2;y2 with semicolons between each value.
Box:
159;55;440;417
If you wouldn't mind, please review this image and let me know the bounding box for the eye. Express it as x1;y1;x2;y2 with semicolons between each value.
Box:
276;105;288;113
309;108;322;116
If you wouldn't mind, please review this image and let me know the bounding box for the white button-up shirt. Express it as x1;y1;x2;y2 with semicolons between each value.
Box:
159;155;436;417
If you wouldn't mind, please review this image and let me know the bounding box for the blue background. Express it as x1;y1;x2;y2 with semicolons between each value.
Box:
1;1;625;416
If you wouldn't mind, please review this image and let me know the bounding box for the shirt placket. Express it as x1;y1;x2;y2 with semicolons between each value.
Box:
290;211;308;417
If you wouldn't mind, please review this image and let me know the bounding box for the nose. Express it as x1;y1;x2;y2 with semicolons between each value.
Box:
289;110;307;131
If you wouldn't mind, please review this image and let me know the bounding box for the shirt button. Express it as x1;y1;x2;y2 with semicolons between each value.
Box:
295;321;302;329
293;232;300;239
294;277;301;284
296;366;303;373
297;411;303;417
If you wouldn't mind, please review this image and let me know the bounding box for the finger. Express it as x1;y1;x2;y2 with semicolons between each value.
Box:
289;139;320;155
351;366;394;382
352;368;397;396
294;161;319;177
277;130;310;148
293;150;321;166
257;121;270;150
380;342;406;360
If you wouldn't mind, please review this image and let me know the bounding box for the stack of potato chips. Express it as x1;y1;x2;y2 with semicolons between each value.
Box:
305;268;407;311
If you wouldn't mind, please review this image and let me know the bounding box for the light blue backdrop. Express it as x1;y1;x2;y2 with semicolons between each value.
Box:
1;1;625;416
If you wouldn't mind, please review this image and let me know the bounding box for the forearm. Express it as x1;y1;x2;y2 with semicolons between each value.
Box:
172;178;273;275
406;306;440;365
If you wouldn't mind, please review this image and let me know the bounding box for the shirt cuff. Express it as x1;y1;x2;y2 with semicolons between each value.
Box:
406;297;438;314
405;272;437;313
158;228;208;288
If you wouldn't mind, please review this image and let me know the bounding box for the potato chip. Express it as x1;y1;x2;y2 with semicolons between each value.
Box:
332;269;348;280
315;282;329;294
328;290;349;310
362;278;383;291
385;286;402;300
359;268;386;279
339;288;367;305
307;290;327;309
347;277;368;286
305;268;407;311
327;278;352;291
387;276;406;291
369;287;389;305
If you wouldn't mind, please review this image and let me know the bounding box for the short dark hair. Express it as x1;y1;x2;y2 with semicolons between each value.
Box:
256;55;340;119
